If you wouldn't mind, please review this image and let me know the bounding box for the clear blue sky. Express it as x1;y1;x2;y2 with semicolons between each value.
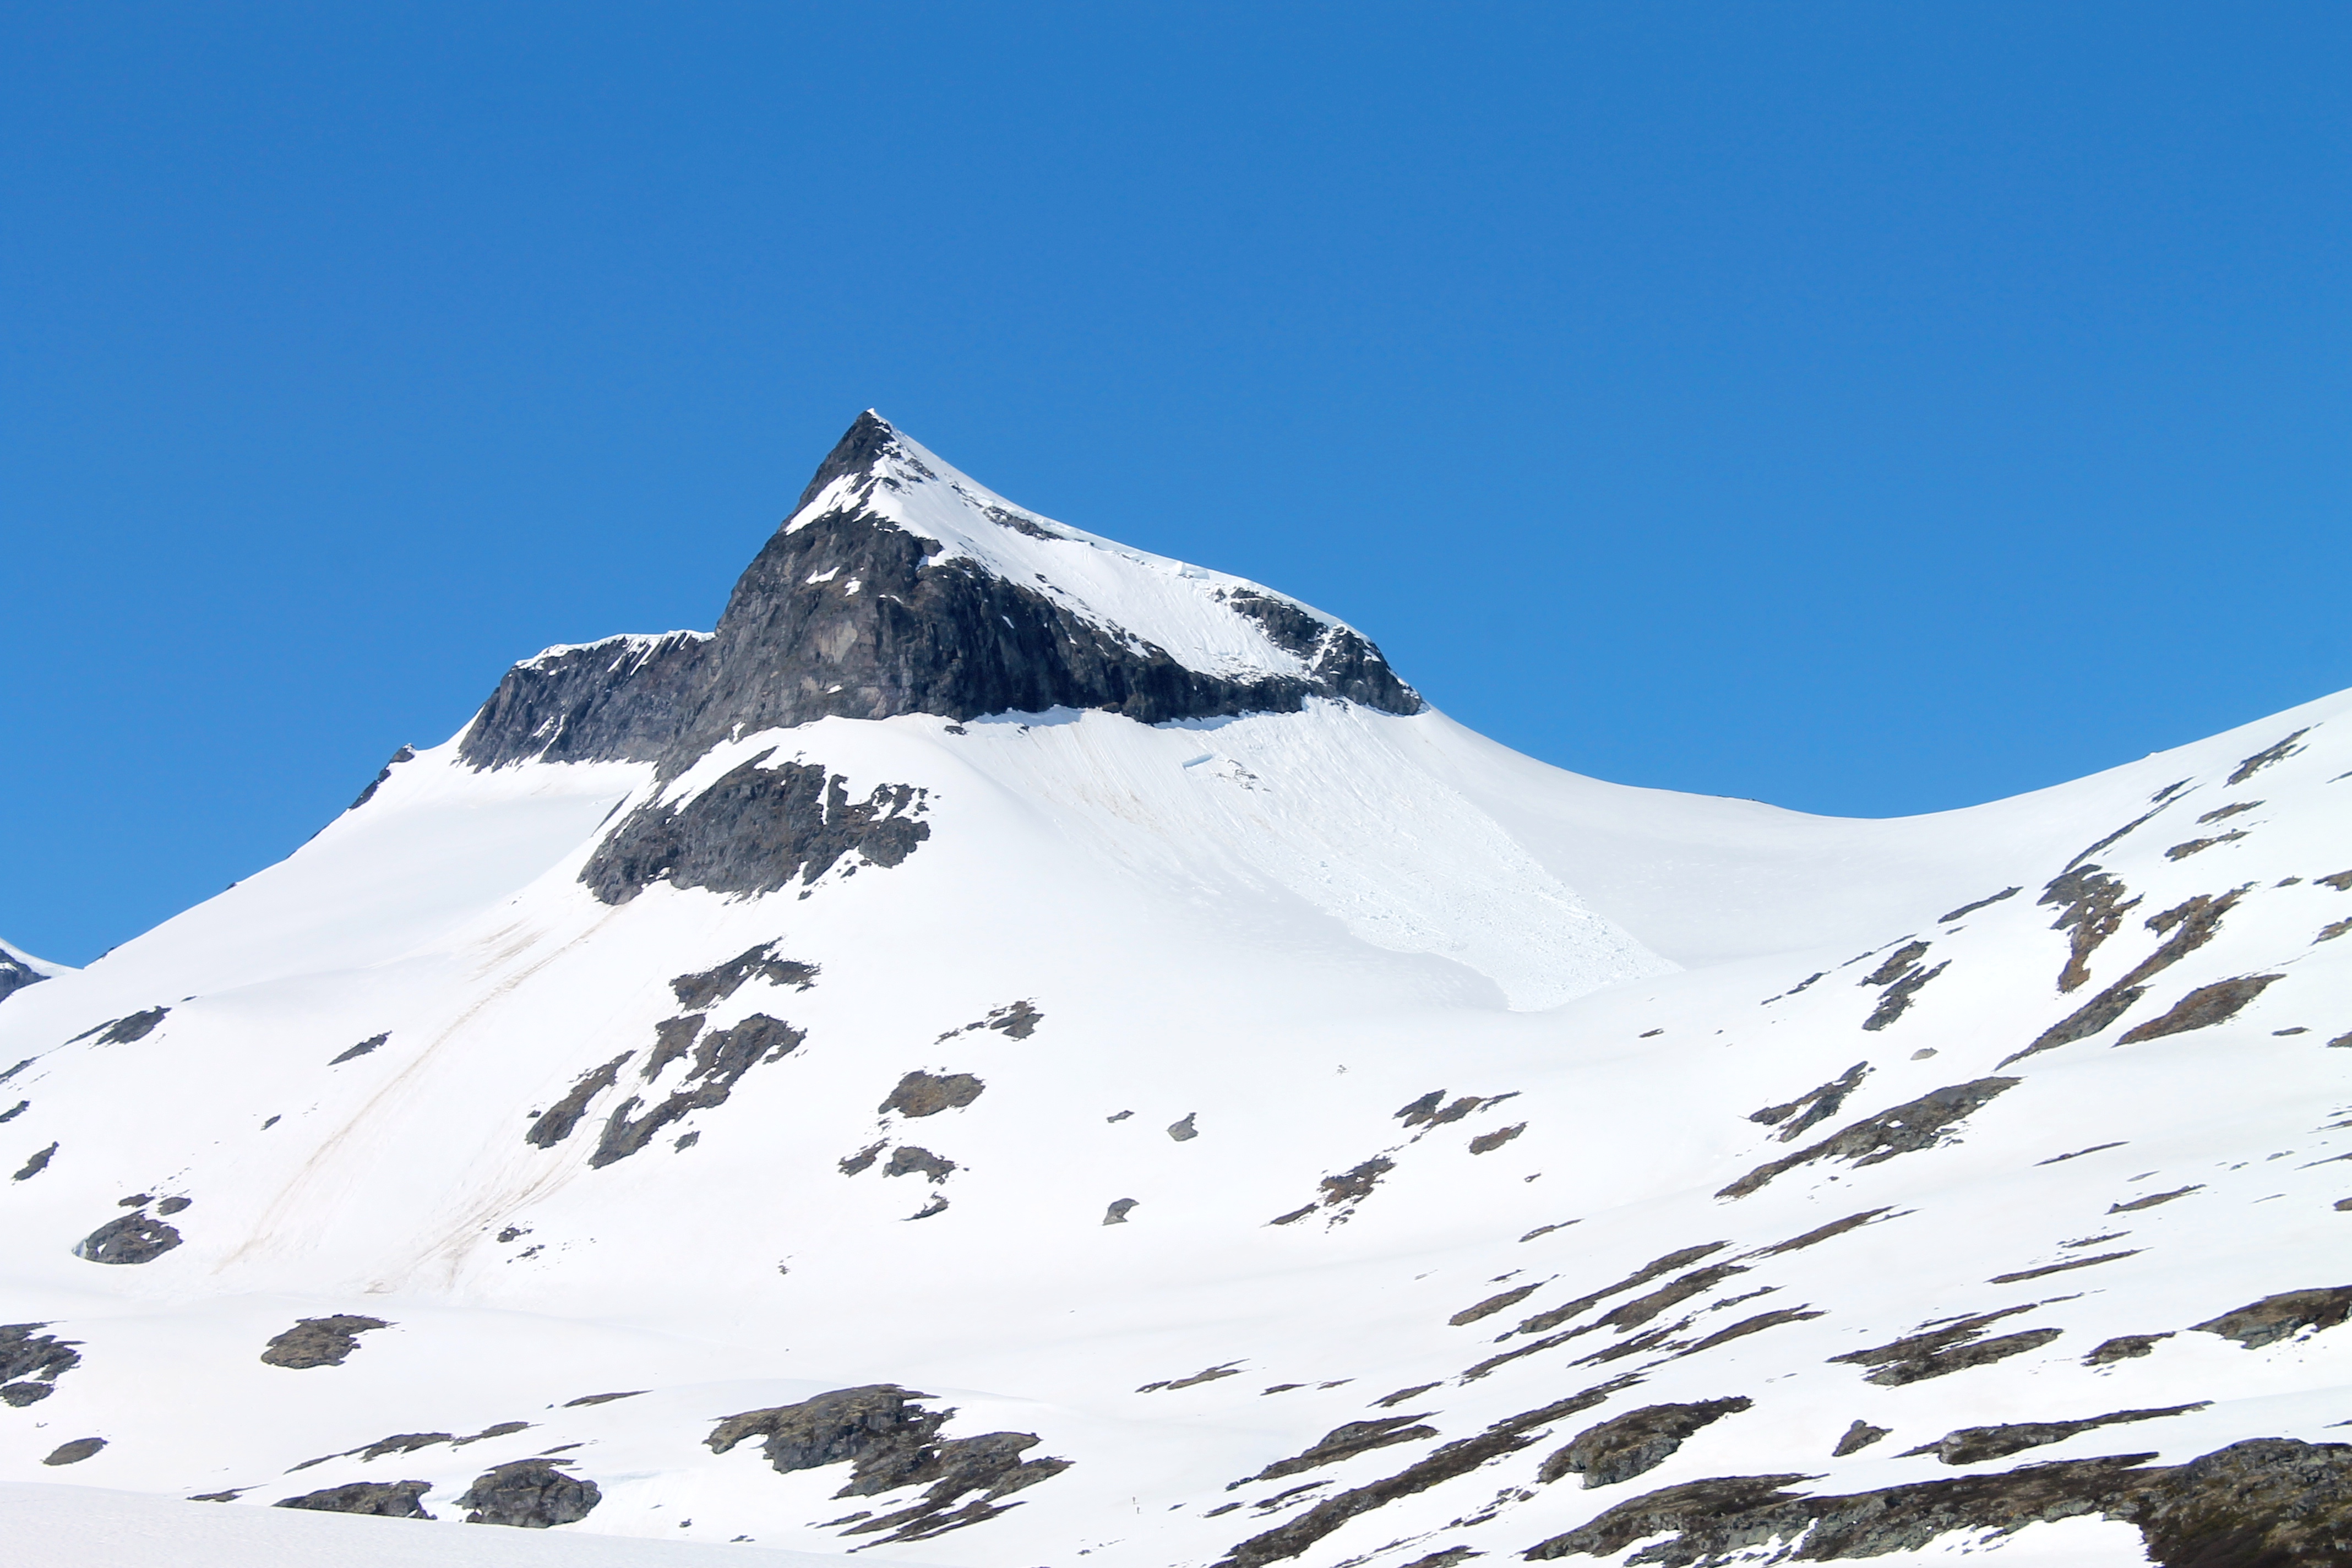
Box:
5;4;2348;965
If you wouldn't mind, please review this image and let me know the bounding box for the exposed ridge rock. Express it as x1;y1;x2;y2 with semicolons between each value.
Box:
1523;1437;2352;1567
460;414;1423;783
0;944;50;1006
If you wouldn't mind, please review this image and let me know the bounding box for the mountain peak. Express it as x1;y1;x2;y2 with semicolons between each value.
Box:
460;416;1421;772
791;409;900;515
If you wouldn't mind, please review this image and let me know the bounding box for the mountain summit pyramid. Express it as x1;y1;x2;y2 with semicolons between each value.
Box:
6;415;2352;1567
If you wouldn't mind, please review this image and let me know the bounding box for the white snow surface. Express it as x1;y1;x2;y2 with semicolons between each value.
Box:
5;1479;929;1568
4;445;2351;1567
2;940;73;979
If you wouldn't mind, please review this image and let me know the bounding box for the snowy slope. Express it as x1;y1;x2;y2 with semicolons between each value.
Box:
3;417;2350;1568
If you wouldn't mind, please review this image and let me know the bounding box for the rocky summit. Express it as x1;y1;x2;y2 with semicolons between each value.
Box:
5;415;2352;1568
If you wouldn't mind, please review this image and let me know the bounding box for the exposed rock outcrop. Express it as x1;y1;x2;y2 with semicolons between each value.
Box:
456;1460;601;1527
1;1322;80;1407
1213;1379;1637;1568
1540;1399;1752;1488
2193;1285;2352;1349
1826;1306;2060;1386
883;1071;985;1118
0;944;48;1005
708;1383;1069;1536
260;1315;390;1369
73;1212;182;1265
1234;1416;1440;1487
461;415;1422;790
580;752;930;906
1524;1437;2352;1567
276;1480;434;1517
671;944;819;1010
1900;1403;2206;1465
1717;1079;2019;1200
590;1014;804;1167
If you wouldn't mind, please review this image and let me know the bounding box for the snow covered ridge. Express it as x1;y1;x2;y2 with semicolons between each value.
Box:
458;412;1420;774
0;938;69;1006
7;420;2352;1567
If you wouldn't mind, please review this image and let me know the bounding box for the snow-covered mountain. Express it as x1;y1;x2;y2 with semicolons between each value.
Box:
0;940;69;1007
6;415;2351;1568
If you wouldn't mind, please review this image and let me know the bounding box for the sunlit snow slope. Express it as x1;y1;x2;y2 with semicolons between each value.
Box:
5;416;2351;1568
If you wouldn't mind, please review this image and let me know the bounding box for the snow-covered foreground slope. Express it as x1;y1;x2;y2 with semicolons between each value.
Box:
6;1479;931;1568
4;416;2350;1567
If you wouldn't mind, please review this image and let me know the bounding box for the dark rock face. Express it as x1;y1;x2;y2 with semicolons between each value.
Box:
94;1007;168;1045
1;1322;80;1407
885;1146;956;1183
1828;1305;2061;1386
2116;974;2283;1044
2086;1332;2172;1365
1237;1417;1441;1487
1861;959;1948;1031
73;1212;183;1264
580;751;930;906
837;1432;1072;1545
707;1381;1069;1539
671;944;819;1010
2040;867;2140;993
2195;1286;2352;1349
459;633;712;772
0;945;47;1005
347;744;417;810
1540;1399;1753;1488
643;1015;704;1079
1717;1079;2020;1200
329;1033;388;1064
710;1385;943;1479
837;1439;1077;1542
882;1071;985;1118
1749;1063;1870;1142
12;1142;56;1181
260;1315;390;1369
589;1014;804;1167
527;1053;631;1148
1832;1420;1889;1456
1524;1438;2352;1567
2228;729;2310;785
459;415;1422;785
456;1460;601;1527
1213;1379;1634;1568
2007;888;2248;1065
42;1437;106;1466
2127;1437;2352;1567
276;1480;434;1517
1937;886;2019;923
1103;1198;1139;1224
1903;1404;2206;1465
1468;1123;1526;1154
982;1000;1042;1039
1451;1284;1541;1326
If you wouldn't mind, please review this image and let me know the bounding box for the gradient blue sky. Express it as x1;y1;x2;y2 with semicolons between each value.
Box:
6;3;2348;965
